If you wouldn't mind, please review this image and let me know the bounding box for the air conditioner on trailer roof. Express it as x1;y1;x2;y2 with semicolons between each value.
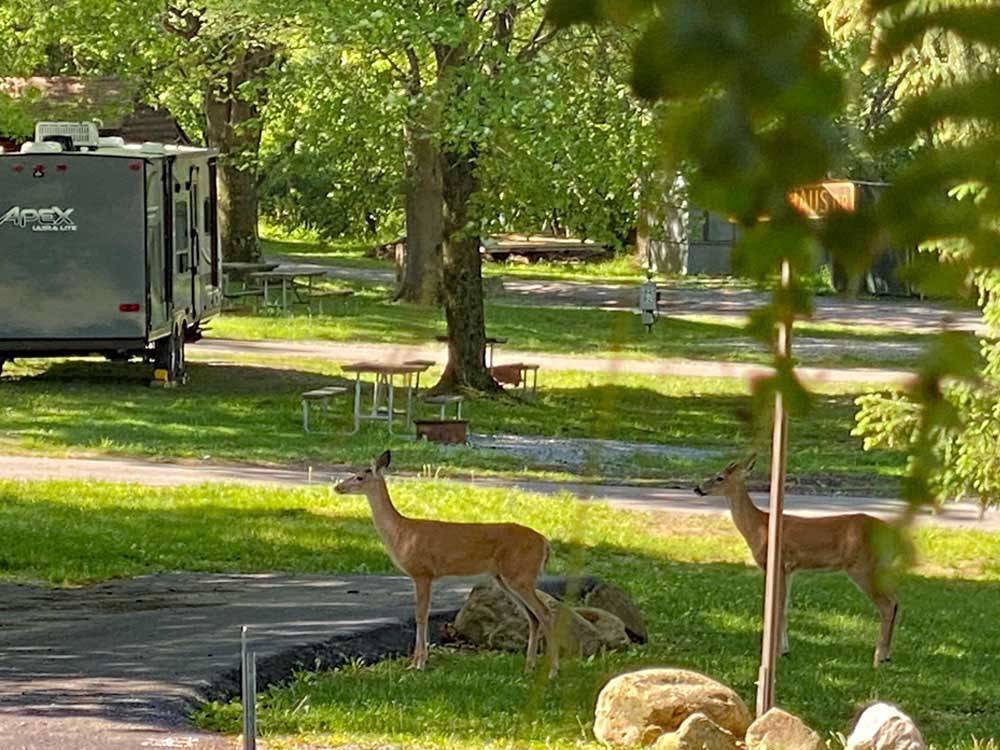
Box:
34;121;101;150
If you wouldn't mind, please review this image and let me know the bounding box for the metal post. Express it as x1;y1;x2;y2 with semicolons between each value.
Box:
756;258;792;716
241;625;257;750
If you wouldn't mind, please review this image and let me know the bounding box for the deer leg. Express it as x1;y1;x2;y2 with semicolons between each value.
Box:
873;595;898;666
411;576;432;670
502;575;558;678
496;576;541;671
847;566;898;666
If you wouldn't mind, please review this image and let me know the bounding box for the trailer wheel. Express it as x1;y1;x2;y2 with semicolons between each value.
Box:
154;326;187;384
175;325;187;381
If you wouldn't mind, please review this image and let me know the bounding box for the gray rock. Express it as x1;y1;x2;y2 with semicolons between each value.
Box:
575;606;630;651
847;703;925;750
583;581;648;643
452;581;602;657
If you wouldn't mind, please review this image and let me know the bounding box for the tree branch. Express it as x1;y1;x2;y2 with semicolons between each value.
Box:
162;3;203;41
405;45;422;95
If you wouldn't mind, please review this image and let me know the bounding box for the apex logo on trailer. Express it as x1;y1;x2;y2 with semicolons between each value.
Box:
0;206;77;232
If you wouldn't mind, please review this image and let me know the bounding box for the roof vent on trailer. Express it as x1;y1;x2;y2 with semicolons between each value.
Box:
34;122;101;151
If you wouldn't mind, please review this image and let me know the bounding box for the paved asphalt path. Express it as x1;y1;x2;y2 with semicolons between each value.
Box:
0;451;996;749
0;572;472;750
304;261;985;333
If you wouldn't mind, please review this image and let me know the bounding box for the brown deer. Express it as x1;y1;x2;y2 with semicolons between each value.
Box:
334;450;559;676
694;454;907;666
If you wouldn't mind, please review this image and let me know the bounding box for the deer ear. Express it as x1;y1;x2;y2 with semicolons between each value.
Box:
724;461;739;473
744;452;757;471
375;450;391;472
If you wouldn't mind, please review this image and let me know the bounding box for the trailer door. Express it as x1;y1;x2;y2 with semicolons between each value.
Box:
170;171;196;315
0;154;147;342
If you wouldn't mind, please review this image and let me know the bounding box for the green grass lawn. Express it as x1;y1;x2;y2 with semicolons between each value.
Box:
1;478;996;749
0;356;904;492
209;288;931;371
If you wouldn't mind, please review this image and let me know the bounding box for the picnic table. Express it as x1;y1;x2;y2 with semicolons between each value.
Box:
436;334;508;367
342;361;433;434
221;262;279;309
249;268;328;314
222;261;279;278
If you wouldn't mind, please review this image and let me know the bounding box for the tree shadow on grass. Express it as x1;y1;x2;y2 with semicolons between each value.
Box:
210;543;1000;749
0;360;898;486
0;485;996;748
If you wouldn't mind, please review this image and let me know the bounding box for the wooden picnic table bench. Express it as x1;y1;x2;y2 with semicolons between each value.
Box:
491;362;540;396
435;335;507;367
301;385;349;432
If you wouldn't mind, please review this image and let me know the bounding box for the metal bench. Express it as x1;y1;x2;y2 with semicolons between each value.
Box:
492;362;540;396
223;288;266;310
518;363;540;396
290;286;354;315
403;359;436;398
422;393;464;420
301;386;348;432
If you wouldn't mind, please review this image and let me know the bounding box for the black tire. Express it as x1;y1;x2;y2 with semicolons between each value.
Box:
153;326;186;383
174;326;187;381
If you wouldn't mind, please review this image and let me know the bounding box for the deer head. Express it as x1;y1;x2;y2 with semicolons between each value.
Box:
694;453;756;496
334;450;391;494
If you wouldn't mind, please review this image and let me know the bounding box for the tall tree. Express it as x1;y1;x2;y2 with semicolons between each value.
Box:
161;3;281;262
2;0;284;262
320;1;644;390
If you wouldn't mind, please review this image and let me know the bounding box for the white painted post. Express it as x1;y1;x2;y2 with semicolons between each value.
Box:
241;626;257;750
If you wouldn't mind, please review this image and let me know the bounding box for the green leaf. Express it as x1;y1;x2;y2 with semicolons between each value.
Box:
875;6;1000;61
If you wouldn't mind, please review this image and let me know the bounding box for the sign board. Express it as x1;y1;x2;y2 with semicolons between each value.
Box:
787;181;857;219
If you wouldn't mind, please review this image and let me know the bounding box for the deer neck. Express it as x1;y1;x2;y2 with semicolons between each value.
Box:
363;478;406;541
724;482;767;545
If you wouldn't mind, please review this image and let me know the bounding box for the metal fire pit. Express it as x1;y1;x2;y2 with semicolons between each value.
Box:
414;420;468;444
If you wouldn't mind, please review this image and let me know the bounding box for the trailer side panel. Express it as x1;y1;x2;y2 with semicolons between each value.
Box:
0;154;147;343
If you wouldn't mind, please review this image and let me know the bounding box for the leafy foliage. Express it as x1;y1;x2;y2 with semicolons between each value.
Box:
849;0;1000;509
548;0;852;425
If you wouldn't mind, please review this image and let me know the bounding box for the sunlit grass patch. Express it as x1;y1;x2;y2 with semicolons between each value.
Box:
0;476;996;748
0;357;904;490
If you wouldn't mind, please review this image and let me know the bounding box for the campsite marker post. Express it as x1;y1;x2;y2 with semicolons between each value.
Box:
756;258;792;716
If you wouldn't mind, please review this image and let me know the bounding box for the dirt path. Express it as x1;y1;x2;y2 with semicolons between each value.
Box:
194;337;915;386
1;453;994;531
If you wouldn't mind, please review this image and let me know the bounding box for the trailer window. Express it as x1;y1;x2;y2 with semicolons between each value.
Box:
174;200;190;273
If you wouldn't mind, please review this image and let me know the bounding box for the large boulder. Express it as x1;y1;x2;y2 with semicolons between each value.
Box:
746;708;824;750
653;712;740;750
452;581;603;657
583;581;648;643
593;668;752;747
575;607;631;651
846;703;926;750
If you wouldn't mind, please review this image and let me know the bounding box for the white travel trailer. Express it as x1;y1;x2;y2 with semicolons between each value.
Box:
0;122;222;382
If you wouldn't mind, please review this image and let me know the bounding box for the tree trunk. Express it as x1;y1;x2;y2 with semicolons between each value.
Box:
203;45;274;263
396;116;443;304
215;158;261;262
637;171;689;274
433;146;500;393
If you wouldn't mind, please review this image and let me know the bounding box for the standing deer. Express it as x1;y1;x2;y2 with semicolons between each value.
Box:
334;450;559;676
694;454;908;666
